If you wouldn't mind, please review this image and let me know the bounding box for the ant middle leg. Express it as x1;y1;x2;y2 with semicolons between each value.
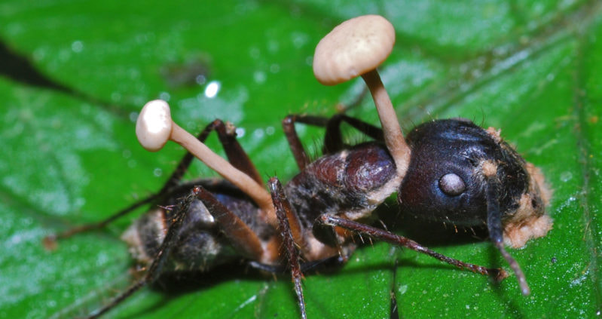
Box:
282;115;329;171
44;119;262;246
318;215;508;281
282;114;385;171
322;114;384;154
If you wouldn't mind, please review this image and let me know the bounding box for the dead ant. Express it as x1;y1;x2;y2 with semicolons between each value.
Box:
44;15;552;318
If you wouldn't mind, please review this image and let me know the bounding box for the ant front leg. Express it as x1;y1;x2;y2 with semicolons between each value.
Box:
268;177;309;319
318;215;508;281
44;119;262;247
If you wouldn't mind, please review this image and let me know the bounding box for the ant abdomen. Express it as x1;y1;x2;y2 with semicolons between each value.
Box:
122;180;270;273
399;119;548;240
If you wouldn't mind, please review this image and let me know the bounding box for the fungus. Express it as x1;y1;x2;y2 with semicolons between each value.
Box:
135;100;274;218
313;15;410;176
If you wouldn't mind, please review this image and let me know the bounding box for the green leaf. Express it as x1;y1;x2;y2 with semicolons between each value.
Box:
1;0;600;318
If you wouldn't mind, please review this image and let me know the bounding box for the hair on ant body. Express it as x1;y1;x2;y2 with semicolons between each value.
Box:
44;15;552;319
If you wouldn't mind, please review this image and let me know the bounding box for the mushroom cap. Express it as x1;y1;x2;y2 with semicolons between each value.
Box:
313;15;395;86
136;99;173;152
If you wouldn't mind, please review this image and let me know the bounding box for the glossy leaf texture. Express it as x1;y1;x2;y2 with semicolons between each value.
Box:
0;0;600;318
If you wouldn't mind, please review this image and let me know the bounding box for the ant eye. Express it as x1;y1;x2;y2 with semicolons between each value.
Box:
439;173;466;196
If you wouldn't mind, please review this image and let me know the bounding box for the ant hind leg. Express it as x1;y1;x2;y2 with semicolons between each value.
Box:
193;186;264;260
85;182;268;318
84;187;201;319
44;119;262;247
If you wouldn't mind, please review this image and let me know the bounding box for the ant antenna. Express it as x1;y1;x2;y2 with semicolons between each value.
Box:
482;161;530;295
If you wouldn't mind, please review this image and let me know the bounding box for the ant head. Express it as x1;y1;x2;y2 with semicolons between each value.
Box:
398;118;552;295
398;118;536;225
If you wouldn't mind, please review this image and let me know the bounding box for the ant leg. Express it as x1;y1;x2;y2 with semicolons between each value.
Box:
43;128;213;248
43;192;159;249
322;114;384;154
249;255;342;274
44;120;262;247
156;119;218;193
193;186;264;260
162;119;263;189
85;187;202;319
282;115;329;170
208;120;264;186
318;215;508;281
282;114;385;170
268;177;307;249
87;184;267;318
268;177;308;319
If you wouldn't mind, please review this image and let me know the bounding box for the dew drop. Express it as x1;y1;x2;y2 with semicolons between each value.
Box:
560;171;573;182
159;92;171;101
71;40;83;53
204;81;221;98
236;127;246;137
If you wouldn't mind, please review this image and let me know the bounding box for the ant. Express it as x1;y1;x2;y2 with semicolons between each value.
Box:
44;15;552;318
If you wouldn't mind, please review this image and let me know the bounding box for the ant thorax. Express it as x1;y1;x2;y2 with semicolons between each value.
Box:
284;142;402;251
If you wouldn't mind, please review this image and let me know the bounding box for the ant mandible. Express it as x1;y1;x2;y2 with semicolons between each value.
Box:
45;15;552;319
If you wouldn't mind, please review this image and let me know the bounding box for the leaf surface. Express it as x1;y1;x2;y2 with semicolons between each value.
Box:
0;1;600;318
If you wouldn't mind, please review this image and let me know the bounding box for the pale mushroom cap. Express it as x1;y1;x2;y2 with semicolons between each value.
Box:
136;99;173;152
313;15;395;85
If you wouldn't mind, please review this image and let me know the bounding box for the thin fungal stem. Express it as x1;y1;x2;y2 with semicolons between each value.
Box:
361;70;411;176
136;100;275;224
169;124;275;223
